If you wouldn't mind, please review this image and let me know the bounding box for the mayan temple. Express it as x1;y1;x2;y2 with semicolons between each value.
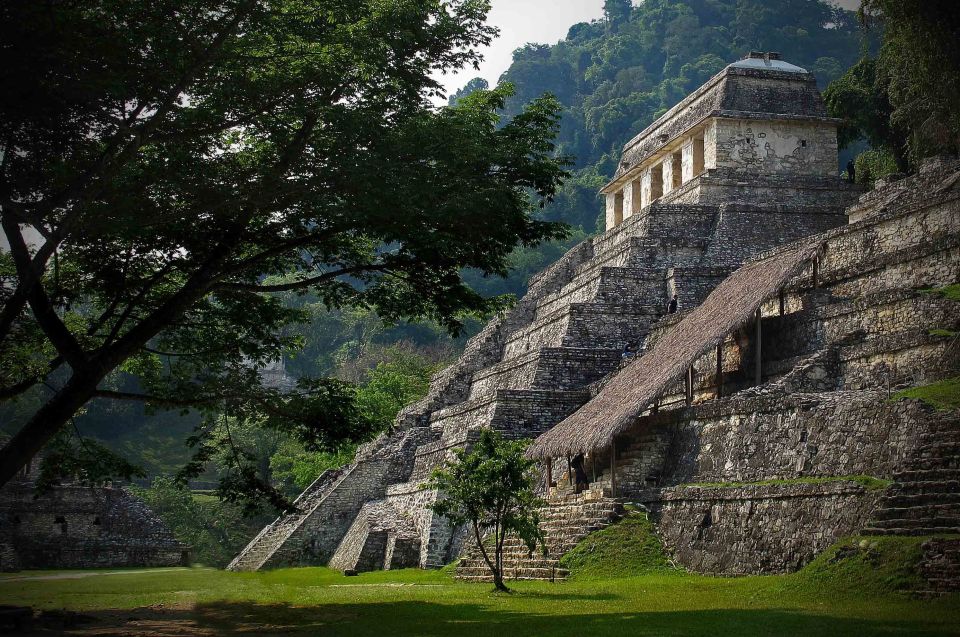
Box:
230;52;960;592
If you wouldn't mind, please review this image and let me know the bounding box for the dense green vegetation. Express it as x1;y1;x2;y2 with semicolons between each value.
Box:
131;478;270;568
1;534;957;636
0;0;571;499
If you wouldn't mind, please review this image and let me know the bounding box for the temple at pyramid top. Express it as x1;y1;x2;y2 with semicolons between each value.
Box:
601;51;841;230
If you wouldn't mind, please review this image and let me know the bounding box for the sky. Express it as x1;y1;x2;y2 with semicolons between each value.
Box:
433;0;605;103
433;0;862;104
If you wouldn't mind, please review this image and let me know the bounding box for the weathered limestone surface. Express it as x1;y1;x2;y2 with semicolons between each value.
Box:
646;482;882;574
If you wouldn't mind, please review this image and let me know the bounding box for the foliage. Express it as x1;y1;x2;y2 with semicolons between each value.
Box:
921;283;960;303
823;58;908;172
270;441;357;496
0;0;572;491
449;77;490;106
853;148;900;185
560;511;677;579
131;477;269;567
355;347;444;430
891;377;960;412
32;428;145;494
427;430;544;591
860;0;960;162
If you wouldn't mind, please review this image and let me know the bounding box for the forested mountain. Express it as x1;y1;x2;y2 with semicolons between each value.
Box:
478;0;866;234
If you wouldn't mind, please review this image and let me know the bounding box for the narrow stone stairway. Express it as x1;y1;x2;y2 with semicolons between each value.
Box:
455;494;625;582
918;538;960;597
227;465;351;571
863;413;960;596
864;416;960;537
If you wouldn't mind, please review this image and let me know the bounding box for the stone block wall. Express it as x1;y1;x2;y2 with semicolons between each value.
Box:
707;118;838;177
263;427;432;568
0;483;186;569
647;482;882;574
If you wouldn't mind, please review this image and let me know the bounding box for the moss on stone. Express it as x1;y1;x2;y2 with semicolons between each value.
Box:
559;511;678;579
679;475;892;491
892;376;960;411
929;328;959;337
919;283;960;302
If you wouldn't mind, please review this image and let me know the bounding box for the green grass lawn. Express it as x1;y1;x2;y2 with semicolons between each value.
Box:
1;537;958;636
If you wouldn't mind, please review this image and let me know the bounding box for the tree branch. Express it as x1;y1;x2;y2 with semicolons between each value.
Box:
216;264;386;293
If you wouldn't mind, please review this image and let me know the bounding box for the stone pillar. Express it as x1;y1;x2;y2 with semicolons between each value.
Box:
681;139;695;183
755;307;763;385
640;169;653;209
605;191;624;230
694;137;706;175
650;163;664;202
663;152;682;194
625;179;643;219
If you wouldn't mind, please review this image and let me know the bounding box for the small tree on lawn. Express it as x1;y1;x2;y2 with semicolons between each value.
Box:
427;430;544;592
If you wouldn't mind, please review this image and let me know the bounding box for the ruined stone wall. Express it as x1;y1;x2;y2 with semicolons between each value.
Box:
648;482;882;574
659;392;931;486
0;484;186;569
662;171;861;211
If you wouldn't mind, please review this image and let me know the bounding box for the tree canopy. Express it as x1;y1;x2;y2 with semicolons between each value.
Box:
0;0;571;494
858;0;960;161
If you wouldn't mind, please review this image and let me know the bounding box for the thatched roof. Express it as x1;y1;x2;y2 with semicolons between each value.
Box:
526;238;823;460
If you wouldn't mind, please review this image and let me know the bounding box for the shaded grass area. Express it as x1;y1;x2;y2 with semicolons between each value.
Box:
893;376;960;411
679;475;893;491
789;535;930;595
1;535;958;636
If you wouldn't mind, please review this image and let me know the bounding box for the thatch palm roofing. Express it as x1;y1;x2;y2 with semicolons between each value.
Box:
526;238;823;460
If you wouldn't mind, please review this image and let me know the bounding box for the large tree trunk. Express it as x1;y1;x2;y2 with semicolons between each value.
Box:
0;369;107;486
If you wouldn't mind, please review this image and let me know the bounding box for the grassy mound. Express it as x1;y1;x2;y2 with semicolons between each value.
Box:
559;510;678;579
787;536;930;596
892;377;960;411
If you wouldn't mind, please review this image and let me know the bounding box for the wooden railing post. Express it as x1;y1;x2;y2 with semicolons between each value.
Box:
755;307;763;385
685;367;694;406
716;342;723;399
609;440;617;498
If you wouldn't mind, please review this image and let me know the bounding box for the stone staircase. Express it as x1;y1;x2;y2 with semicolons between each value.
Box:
862;413;960;596
864;416;960;536
918;537;960;597
228;465;351;571
235;194;857;571
455;494;625;582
